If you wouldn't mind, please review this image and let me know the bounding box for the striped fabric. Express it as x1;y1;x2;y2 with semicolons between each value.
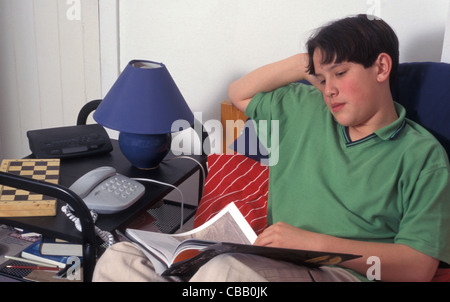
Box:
193;153;269;235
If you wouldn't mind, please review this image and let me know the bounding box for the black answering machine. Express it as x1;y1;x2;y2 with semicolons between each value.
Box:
27;124;113;159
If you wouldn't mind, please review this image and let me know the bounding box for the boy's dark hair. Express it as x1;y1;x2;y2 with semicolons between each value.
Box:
306;14;399;88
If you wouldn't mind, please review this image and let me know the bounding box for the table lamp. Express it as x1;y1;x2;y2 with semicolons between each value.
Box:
93;60;194;169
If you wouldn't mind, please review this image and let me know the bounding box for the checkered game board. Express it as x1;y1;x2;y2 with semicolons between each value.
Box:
0;159;60;216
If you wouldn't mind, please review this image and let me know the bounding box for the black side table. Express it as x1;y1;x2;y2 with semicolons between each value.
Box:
0;139;207;281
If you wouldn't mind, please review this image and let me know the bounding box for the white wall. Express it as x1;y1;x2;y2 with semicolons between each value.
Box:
1;0;449;158
442;2;450;63
118;0;450;124
0;0;102;159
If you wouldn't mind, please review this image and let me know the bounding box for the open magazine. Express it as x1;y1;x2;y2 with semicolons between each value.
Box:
125;203;361;277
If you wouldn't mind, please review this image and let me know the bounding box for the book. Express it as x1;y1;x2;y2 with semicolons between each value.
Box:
125;203;361;277
0;225;40;267
21;240;73;269
0;159;60;217
40;237;83;257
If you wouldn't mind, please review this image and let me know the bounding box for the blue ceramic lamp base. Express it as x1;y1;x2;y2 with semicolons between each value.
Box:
119;132;171;170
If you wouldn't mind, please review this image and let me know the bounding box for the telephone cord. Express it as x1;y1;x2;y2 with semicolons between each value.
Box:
61;204;115;247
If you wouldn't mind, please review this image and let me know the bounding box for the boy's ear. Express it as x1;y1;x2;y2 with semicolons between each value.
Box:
375;53;392;83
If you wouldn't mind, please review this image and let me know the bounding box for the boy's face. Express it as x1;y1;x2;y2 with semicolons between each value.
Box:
312;49;384;129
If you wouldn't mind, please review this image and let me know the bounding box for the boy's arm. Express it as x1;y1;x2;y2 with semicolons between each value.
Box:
255;222;439;282
228;53;318;113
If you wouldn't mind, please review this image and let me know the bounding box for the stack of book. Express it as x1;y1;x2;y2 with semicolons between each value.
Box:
0;226;82;282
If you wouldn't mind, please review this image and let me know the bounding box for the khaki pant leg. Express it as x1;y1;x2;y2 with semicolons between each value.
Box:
93;244;361;282
93;242;175;282
189;253;360;282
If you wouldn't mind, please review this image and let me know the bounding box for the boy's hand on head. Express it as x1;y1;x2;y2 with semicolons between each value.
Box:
228;53;316;112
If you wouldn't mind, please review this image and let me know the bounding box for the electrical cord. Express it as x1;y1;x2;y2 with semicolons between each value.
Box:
131;178;185;231
165;154;207;231
133;155;206;232
169;155;206;189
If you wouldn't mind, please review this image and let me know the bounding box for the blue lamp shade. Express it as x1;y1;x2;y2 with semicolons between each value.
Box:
93;60;194;169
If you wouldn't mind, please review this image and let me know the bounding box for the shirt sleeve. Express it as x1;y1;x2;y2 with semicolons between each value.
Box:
395;162;450;264
244;85;290;154
245;83;322;146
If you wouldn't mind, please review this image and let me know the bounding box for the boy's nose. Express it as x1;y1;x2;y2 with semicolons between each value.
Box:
325;84;338;98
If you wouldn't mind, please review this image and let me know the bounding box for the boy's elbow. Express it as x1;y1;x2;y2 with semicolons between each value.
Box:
407;263;439;282
406;253;439;282
401;270;436;282
386;252;439;282
227;81;240;104
228;82;249;112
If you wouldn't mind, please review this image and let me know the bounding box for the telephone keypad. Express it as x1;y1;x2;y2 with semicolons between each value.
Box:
69;166;145;214
100;176;142;201
83;173;145;214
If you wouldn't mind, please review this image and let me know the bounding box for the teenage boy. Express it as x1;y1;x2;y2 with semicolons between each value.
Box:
228;14;450;282
93;14;450;282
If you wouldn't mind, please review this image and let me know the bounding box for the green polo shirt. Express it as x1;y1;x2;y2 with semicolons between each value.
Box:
246;83;450;266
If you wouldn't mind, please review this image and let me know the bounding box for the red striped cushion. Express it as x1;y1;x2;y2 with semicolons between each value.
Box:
194;153;269;235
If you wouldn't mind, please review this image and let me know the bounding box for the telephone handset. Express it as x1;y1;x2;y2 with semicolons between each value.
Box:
69;166;145;214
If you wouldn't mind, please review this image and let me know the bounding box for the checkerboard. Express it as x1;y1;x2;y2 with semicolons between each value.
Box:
0;159;60;217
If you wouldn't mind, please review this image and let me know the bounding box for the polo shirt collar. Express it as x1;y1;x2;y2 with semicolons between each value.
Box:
374;102;407;141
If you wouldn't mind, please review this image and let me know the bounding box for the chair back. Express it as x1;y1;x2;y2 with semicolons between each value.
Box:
393;62;450;155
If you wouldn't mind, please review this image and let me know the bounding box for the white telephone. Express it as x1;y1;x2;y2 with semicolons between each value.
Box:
69;166;145;214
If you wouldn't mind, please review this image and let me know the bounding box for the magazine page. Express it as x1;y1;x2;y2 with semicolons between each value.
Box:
171;202;257;244
126;230;181;265
125;202;257;273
